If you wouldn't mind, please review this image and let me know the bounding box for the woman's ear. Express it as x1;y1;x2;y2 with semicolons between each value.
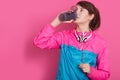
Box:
89;14;94;20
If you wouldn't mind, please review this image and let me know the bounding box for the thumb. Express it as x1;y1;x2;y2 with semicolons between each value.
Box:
79;63;83;68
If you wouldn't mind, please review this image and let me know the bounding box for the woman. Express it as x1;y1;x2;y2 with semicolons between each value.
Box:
34;1;110;80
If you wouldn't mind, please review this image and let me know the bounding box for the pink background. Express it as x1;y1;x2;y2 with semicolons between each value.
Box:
0;0;120;80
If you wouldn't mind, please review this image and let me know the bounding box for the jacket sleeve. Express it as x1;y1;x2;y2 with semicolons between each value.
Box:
87;42;110;80
34;24;64;49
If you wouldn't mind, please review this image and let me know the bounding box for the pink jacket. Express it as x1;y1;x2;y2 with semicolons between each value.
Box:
34;24;110;80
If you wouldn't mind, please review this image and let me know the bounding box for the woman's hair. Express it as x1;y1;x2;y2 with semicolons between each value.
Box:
76;1;100;31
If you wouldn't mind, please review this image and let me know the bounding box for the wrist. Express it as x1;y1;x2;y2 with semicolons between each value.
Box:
87;67;92;74
51;20;61;27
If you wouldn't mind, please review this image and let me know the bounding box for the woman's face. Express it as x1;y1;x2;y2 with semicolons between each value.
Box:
74;5;94;24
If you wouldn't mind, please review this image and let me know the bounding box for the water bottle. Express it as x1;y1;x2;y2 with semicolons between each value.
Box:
59;11;77;21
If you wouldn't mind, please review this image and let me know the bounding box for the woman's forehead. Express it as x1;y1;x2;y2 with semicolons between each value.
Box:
76;5;88;11
76;5;83;9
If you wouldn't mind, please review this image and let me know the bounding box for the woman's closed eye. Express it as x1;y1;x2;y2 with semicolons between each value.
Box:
80;8;83;12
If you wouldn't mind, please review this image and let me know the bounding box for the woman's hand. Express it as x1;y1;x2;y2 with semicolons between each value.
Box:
51;12;74;27
79;63;91;74
51;15;61;27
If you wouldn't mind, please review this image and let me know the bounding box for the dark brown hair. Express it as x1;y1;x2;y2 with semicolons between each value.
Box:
77;1;100;31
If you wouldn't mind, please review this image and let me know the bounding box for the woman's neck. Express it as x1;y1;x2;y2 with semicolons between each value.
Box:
76;23;90;32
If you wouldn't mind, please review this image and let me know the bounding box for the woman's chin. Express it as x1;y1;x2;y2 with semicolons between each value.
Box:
73;20;79;23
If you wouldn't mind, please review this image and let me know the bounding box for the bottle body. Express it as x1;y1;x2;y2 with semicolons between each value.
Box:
59;11;77;21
